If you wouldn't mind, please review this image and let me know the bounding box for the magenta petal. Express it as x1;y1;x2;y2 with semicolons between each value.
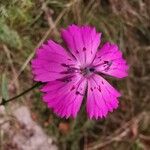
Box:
93;42;129;78
61;24;101;65
31;40;77;82
42;75;87;118
87;75;121;119
31;25;128;119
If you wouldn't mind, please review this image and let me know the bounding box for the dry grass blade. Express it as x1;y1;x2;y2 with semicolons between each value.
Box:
3;45;20;92
10;1;75;85
87;112;148;150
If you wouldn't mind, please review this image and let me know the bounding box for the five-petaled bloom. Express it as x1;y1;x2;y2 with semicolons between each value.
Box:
31;24;129;119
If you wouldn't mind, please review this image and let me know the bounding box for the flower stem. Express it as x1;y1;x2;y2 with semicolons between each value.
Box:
0;82;42;106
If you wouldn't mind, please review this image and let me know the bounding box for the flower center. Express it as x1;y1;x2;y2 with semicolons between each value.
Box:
80;66;95;77
60;63;96;79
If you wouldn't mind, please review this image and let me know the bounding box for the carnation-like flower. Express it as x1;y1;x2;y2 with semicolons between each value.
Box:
31;24;128;119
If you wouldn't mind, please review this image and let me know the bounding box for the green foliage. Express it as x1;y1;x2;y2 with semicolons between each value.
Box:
0;21;22;49
1;73;9;100
132;139;145;150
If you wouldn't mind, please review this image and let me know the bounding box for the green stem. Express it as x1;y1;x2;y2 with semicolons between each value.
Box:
0;82;42;106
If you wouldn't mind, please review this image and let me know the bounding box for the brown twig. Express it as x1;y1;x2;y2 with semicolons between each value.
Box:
41;1;59;36
10;3;71;85
87;112;146;150
3;45;20;92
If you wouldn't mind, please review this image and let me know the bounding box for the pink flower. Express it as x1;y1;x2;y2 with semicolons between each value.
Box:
31;25;129;119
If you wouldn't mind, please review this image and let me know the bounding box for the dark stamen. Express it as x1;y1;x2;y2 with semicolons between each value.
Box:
83;47;86;51
104;60;113;71
104;60;109;64
76;50;79;53
89;67;95;72
61;63;69;67
104;60;112;66
70;86;75;91
68;58;72;61
98;86;101;92
57;76;73;82
60;68;76;74
75;91;83;96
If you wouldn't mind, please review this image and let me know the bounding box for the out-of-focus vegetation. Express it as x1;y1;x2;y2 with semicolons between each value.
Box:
0;0;150;149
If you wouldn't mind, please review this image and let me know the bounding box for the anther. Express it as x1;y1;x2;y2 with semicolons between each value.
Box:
89;67;95;72
83;47;86;51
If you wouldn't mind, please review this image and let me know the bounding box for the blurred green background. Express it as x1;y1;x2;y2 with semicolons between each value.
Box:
0;0;150;149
